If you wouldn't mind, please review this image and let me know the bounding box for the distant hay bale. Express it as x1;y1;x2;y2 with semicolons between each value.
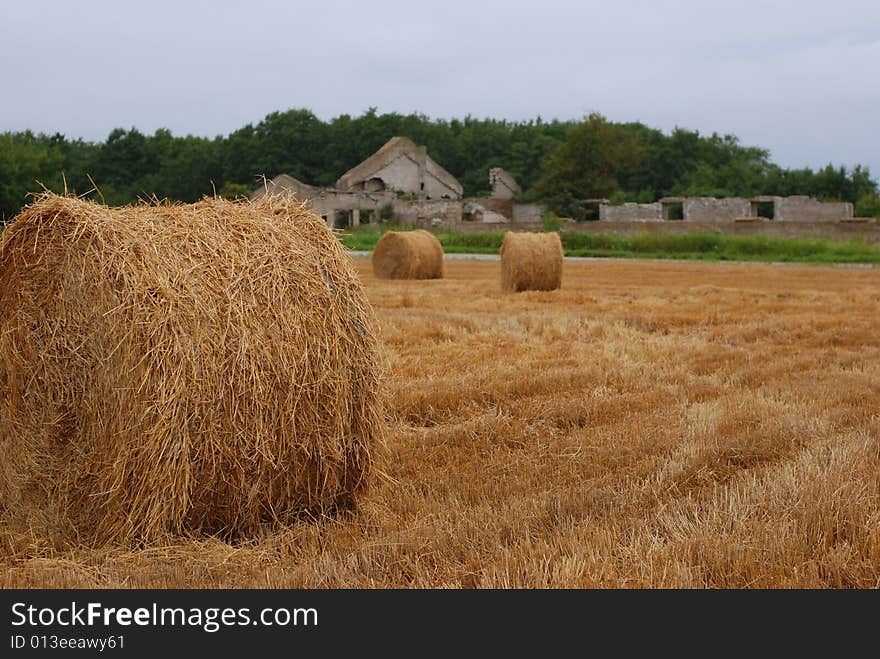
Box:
0;193;384;546
500;231;563;292
372;230;444;279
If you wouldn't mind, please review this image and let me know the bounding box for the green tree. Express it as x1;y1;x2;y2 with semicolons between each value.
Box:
533;114;643;220
0;131;64;220
217;181;252;200
855;191;880;218
1;109;877;221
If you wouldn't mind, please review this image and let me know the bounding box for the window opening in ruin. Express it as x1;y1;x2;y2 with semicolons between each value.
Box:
663;202;684;220
364;178;385;192
583;202;601;221
751;201;775;220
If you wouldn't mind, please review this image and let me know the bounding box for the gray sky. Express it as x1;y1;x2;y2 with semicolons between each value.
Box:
3;0;878;177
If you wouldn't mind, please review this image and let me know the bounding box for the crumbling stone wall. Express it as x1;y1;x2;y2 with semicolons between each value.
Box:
600;202;663;221
595;195;853;223
393;199;462;226
775;196;853;222
451;219;879;243
683;197;751;221
512;203;544;222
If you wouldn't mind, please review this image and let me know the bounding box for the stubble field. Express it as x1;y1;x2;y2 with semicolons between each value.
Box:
2;257;878;588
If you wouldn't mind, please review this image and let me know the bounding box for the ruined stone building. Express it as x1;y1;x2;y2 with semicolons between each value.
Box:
489;167;520;200
599;196;854;223
462;167;544;223
336;136;462;200
250;138;535;228
252;139;858;229
251;137;463;227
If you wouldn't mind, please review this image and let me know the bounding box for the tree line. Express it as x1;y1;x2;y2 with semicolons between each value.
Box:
2;108;878;222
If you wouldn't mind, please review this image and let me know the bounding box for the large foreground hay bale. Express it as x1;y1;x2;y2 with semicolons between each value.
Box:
372;230;444;279
0;193;383;546
500;231;563;292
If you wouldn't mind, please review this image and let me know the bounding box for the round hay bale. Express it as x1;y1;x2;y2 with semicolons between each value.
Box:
0;193;384;546
372;230;444;280
500;231;563;292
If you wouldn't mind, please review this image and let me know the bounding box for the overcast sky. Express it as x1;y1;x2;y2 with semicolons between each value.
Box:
2;0;878;176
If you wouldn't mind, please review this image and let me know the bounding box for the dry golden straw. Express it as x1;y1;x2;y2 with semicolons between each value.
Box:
1;257;879;587
0;193;384;547
500;231;563;292
372;230;444;280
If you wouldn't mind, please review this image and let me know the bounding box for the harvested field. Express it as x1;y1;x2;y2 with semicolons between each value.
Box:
2;258;879;588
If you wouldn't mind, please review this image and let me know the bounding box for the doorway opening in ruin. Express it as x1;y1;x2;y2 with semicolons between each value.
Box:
751;201;775;220
332;210;352;229
360;209;375;224
662;202;684;220
583;201;601;221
